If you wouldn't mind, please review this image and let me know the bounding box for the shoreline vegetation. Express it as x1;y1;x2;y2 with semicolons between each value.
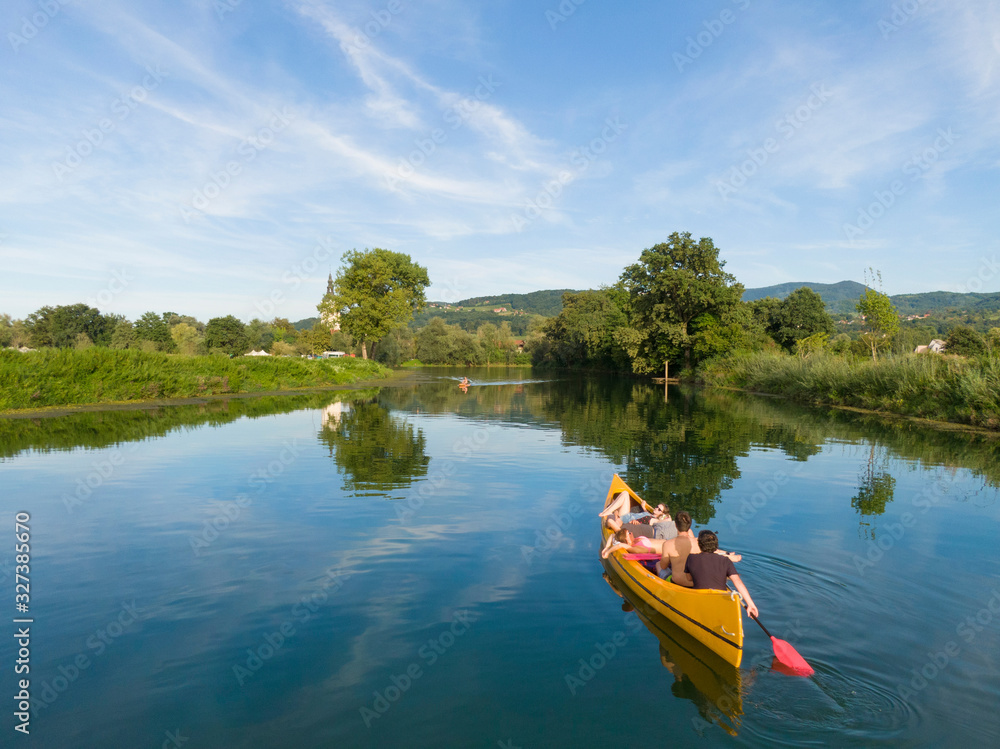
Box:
701;351;1000;430
0;348;391;413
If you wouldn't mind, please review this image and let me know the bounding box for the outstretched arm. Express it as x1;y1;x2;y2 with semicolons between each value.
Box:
730;574;758;619
716;549;742;563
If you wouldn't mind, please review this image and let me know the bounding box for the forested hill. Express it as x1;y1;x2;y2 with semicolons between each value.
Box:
743;280;1000;316
430;289;578;317
742;280;867;304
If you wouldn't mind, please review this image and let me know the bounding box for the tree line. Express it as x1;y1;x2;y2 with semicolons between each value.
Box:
6;235;996;371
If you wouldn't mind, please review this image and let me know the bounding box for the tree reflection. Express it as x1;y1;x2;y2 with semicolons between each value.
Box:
852;444;896;538
317;400;429;495
545;379;825;523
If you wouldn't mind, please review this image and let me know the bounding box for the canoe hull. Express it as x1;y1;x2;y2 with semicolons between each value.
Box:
602;474;744;667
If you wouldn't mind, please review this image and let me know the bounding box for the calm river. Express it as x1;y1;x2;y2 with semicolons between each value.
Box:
2;368;999;747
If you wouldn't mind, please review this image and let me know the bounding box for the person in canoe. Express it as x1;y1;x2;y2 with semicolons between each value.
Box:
672;530;758;619
655;512;741;578
458;377;470;387
601;527;663;560
600;492;673;536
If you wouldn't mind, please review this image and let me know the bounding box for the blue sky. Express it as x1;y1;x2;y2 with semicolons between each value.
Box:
2;0;998;322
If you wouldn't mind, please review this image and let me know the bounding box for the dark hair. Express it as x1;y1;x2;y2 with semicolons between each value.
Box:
675;511;692;532
615;528;632;543
698;530;718;553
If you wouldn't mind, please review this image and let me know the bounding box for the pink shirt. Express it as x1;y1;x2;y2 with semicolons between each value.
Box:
633;536;654;549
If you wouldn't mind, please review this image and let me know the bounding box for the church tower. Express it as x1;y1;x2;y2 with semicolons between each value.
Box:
322;273;340;332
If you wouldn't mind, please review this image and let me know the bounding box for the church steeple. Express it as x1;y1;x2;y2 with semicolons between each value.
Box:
327;273;334;295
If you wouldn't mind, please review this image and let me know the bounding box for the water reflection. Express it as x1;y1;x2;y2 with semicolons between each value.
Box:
316;400;429;496
852;444;897;538
602;566;747;736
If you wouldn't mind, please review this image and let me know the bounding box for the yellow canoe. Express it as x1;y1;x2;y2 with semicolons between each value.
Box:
601;474;745;667
602;567;744;735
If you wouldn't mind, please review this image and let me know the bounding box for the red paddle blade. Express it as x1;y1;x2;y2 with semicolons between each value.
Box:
770;636;814;676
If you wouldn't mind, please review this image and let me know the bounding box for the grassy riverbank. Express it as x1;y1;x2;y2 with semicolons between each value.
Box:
0;348;390;411
701;351;1000;429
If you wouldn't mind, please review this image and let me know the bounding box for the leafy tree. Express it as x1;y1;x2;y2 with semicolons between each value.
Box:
110;320;138;350
319;248;429;359
769;288;835;351
25;304;113;348
245;319;275;352
691;303;769;362
856;270;899;362
415;317;482;364
375;327;415;367
539;289;628;368
170;322;206;356
204;315;250;356
945;326;986;357
73;332;93;349
0;314;12;348
164;313;205;332
616;232;743;372
134;312;176;352
415;317;452;363
793;332;830;358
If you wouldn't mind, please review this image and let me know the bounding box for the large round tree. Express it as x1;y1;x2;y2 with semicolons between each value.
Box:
616;232;743;372
319;248;429;360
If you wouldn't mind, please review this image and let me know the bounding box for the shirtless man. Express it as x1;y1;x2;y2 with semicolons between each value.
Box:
655;512;741;578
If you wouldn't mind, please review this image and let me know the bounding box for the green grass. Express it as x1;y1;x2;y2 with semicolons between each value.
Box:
701;351;1000;429
0;348;390;411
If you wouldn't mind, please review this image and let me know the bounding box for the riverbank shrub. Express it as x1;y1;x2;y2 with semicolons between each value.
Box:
702;351;1000;429
0;348;389;411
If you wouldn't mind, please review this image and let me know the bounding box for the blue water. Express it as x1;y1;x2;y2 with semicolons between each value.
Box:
2;370;999;747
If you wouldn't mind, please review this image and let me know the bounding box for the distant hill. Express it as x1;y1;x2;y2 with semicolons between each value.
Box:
743;281;1000;316
743;280;867;304
430;289;578;317
292;317;319;331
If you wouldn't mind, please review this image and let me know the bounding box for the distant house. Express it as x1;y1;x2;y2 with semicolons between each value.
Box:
493;307;507;313
514;340;525;353
914;339;947;354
